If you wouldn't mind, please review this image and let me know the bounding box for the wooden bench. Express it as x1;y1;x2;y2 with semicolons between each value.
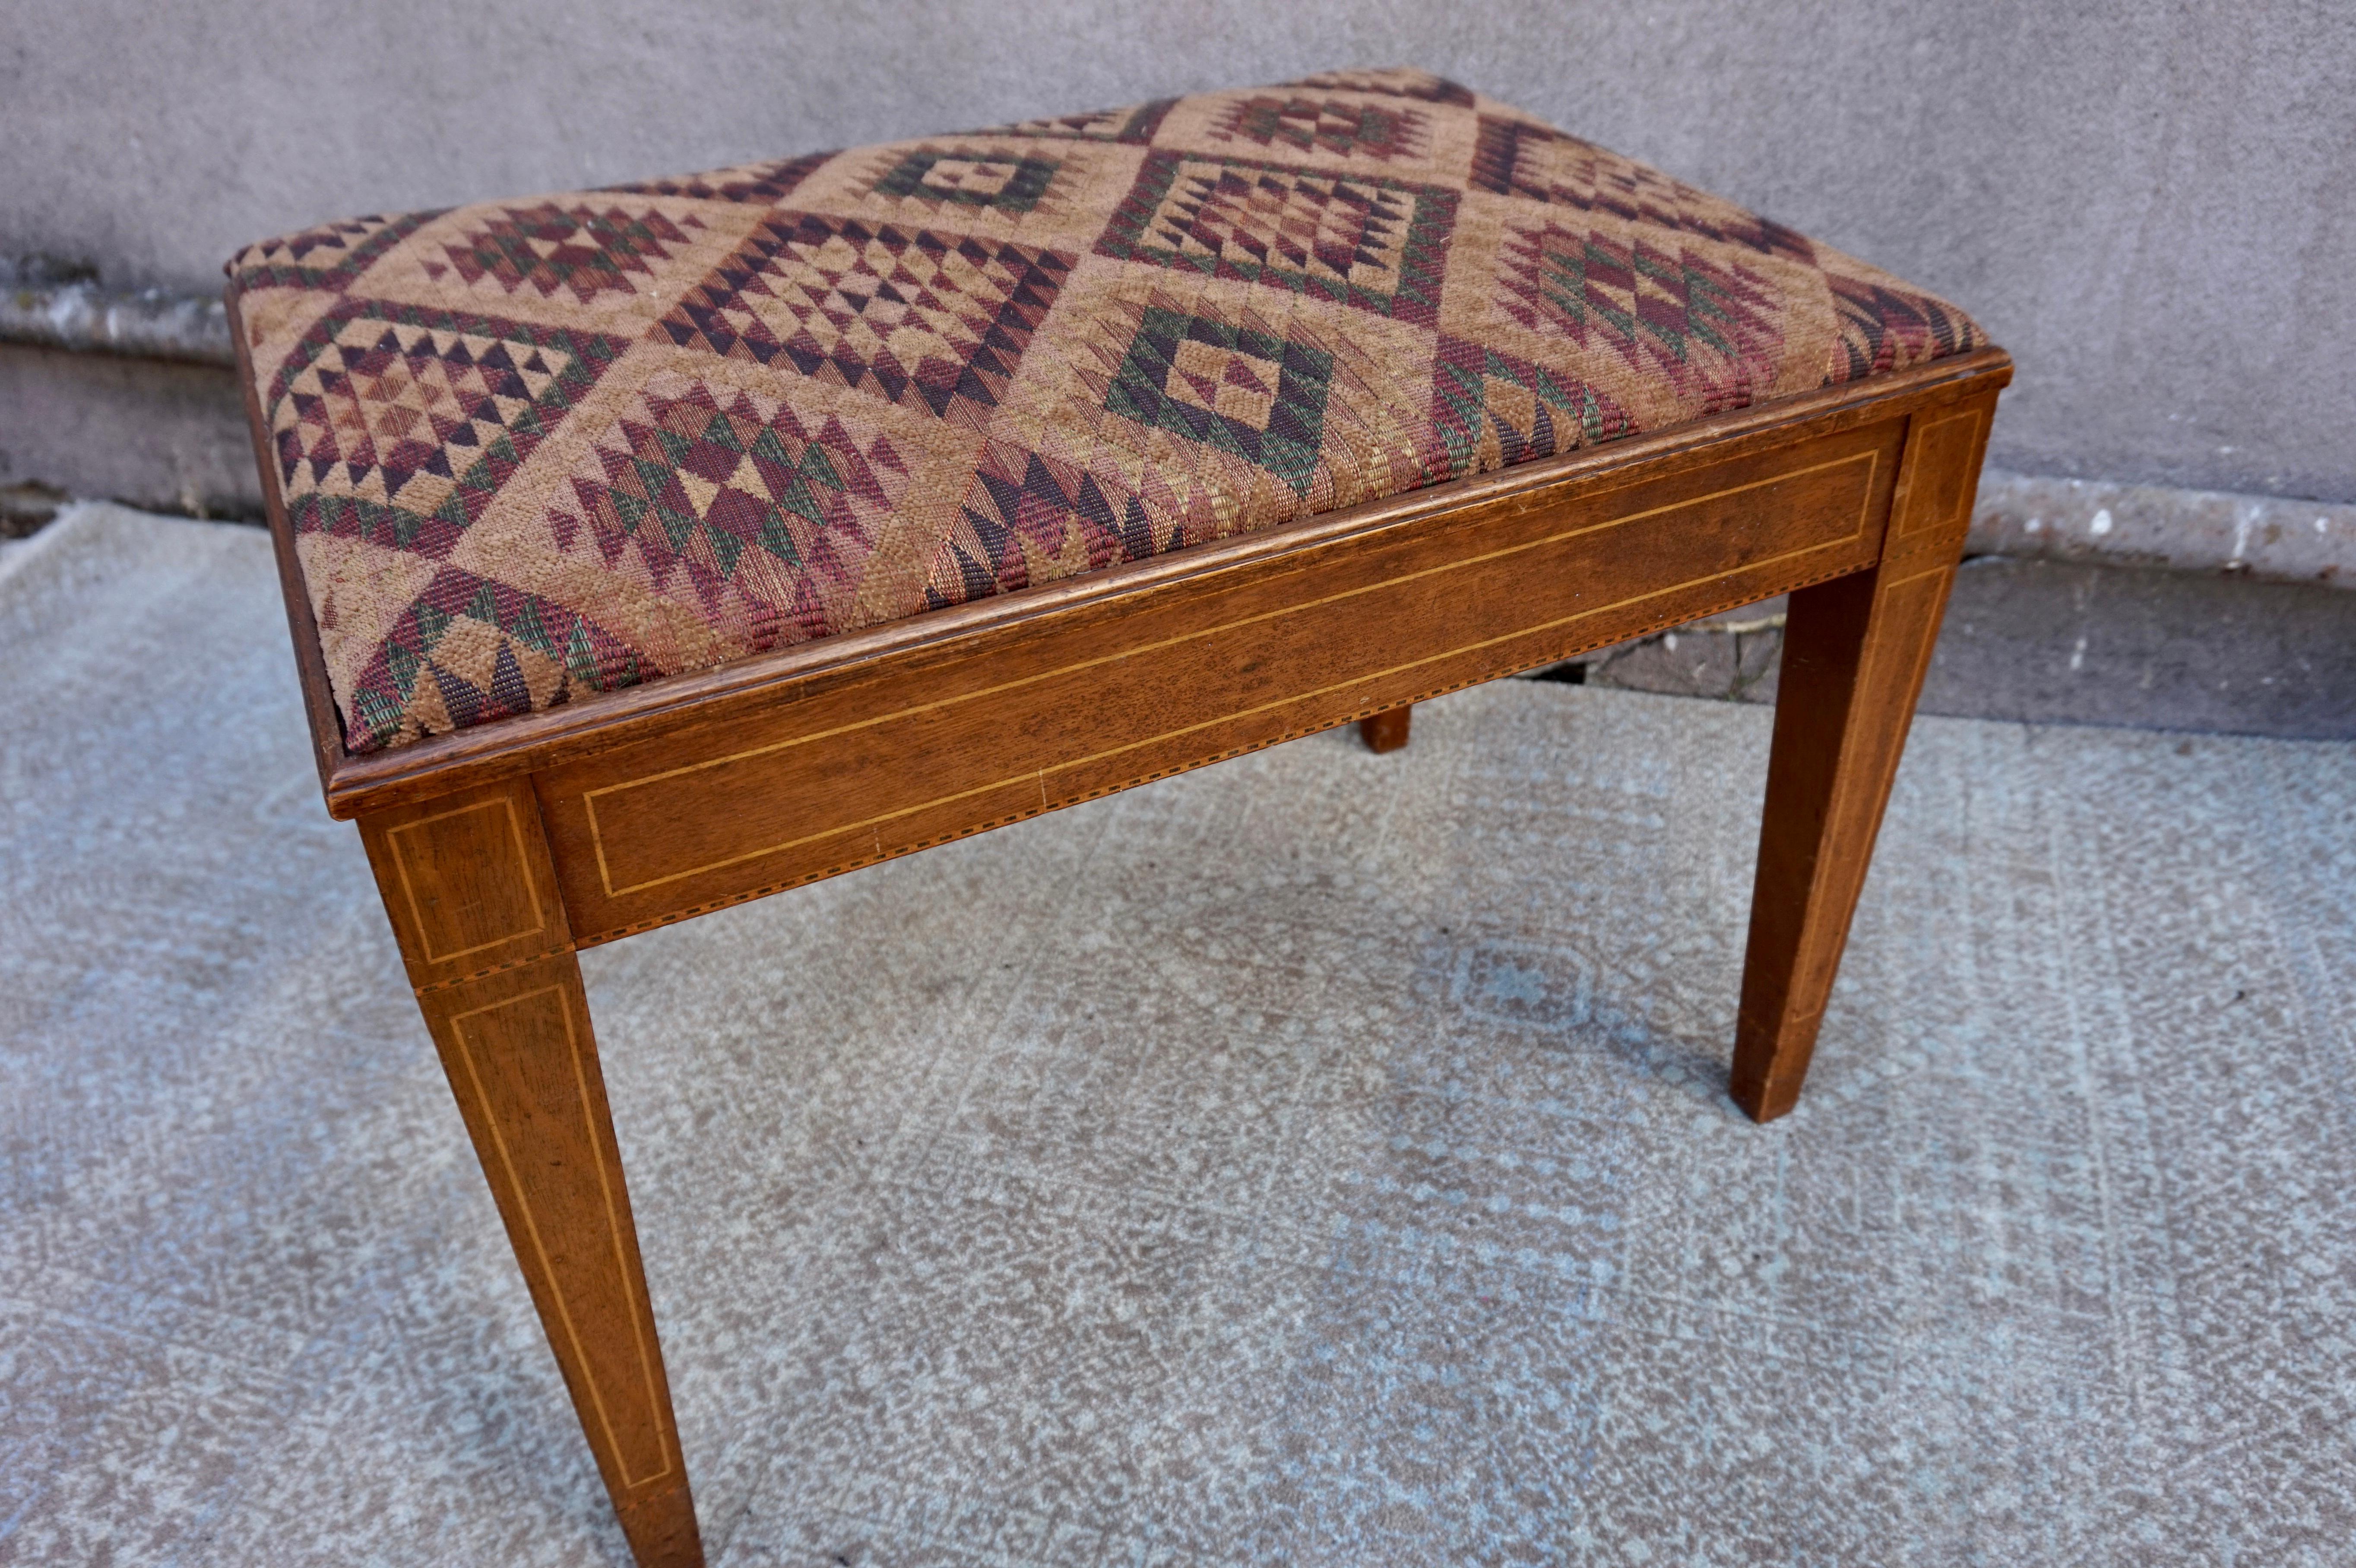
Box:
228;68;2005;1566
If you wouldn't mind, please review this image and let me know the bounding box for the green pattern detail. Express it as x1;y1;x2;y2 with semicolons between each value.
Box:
352;685;410;735
563;621;604;686
1431;348;1619;477
381;639;423;695
505;598;557;660
698;413;747;454
1535;237;1761;365
1105;306;1334;495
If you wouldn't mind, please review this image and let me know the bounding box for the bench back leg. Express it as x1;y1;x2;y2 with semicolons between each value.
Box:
358;779;705;1568
1358;704;1414;753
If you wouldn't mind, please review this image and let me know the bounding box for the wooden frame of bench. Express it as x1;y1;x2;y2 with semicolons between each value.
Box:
234;300;2008;1566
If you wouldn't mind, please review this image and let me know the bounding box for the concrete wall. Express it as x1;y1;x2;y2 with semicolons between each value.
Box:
6;0;2350;503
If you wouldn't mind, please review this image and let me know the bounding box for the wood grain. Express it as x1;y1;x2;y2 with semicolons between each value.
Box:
1729;392;1999;1121
361;783;703;1567
538;414;1914;944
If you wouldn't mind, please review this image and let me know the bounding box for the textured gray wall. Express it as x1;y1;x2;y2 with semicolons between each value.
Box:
6;1;2349;501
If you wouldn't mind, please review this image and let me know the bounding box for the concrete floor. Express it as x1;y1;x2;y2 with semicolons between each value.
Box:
4;506;2354;1565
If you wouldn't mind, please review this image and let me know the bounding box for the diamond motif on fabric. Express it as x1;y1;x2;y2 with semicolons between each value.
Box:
230;212;436;292
1472;117;1815;262
926;441;1164;605
1102;305;1334;494
1493;222;1784;412
1099;152;1454;322
1429;335;1633;481
1470;116;1573;200
436;204;693;303
343;565;645;752
1210;96;1430;161
268;300;626;555
554;376;910;633
659;215;1072;425
870;148;1065;212
1830;276;1980;379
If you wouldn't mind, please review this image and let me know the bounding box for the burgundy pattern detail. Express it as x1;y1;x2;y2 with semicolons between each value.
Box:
656;214;1073;427
438;203;693;302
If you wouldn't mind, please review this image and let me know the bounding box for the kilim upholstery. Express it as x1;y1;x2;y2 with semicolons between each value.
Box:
227;66;1983;756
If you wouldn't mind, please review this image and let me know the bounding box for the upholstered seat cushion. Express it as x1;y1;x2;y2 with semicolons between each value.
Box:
227;68;1984;754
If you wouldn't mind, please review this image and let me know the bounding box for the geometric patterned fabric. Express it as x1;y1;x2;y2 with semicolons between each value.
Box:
227;69;1986;754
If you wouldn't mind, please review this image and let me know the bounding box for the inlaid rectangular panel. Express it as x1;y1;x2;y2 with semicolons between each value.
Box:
386;798;548;962
358;775;570;988
1885;401;1993;564
538;414;1910;942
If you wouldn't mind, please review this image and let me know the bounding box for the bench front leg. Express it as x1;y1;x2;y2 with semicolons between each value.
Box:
359;780;703;1568
1731;395;1995;1121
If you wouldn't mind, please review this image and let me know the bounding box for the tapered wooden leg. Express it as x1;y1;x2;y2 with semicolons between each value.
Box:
358;779;703;1567
1359;704;1413;753
1730;395;1995;1122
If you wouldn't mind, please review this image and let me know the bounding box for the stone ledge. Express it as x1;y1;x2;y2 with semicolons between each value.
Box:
1;259;233;368
1970;468;2353;588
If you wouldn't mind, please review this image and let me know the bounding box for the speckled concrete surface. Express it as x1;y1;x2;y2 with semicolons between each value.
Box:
4;506;2354;1567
